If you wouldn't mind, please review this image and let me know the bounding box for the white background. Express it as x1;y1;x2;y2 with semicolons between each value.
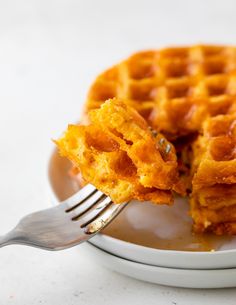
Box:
0;0;236;304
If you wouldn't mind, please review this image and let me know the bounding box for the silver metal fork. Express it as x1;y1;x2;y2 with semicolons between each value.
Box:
0;184;128;251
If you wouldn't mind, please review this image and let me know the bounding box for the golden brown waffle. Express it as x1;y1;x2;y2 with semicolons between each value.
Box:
85;45;236;139
191;114;236;234
57;45;236;235
57;99;181;204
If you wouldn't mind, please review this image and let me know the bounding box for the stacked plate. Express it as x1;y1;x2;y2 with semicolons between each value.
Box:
48;150;236;289
86;233;236;289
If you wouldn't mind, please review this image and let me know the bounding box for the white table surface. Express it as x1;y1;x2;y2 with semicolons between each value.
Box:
1;0;236;304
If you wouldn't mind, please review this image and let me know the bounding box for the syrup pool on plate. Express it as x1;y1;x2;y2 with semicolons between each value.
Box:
49;150;234;252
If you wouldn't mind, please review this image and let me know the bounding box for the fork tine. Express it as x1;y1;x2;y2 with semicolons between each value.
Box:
74;196;113;225
84;202;128;234
62;184;97;211
69;190;105;219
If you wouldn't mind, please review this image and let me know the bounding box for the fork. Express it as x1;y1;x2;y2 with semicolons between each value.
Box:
0;184;128;251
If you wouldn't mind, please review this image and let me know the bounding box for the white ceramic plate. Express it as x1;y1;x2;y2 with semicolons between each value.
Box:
48;150;236;270
85;242;236;289
89;232;236;270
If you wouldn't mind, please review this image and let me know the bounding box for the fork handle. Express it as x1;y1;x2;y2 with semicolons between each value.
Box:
0;230;24;248
0;233;12;247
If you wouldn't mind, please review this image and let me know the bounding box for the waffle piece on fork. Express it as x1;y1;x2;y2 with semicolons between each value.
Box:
57;99;182;204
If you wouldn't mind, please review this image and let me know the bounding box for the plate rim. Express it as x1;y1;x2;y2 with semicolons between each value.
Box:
85;242;236;288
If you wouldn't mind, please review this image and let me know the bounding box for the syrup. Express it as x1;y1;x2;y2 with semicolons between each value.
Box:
49;150;234;252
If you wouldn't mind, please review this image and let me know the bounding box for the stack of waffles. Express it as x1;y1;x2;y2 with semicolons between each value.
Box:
191;114;236;234
57;45;236;235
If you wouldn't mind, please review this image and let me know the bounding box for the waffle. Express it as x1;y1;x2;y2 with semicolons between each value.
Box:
85;45;236;139
57;99;181;204
191;114;236;234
